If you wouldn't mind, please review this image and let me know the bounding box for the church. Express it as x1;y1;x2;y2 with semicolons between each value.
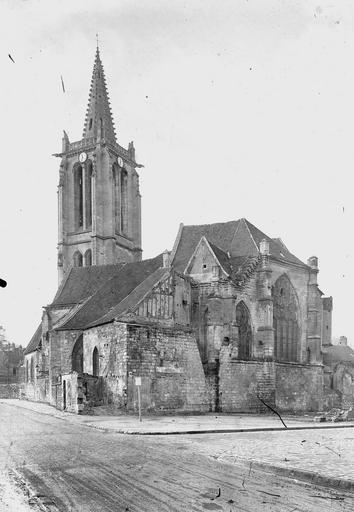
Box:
24;48;335;414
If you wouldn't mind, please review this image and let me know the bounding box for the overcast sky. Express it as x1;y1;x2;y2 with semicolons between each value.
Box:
0;0;353;347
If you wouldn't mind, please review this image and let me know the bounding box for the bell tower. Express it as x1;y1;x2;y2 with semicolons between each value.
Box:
55;48;142;283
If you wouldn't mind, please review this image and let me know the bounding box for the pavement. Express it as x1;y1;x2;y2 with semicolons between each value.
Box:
1;401;353;512
2;398;354;435
2;398;354;497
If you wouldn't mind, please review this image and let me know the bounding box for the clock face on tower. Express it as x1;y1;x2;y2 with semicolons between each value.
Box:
79;152;87;163
117;157;123;167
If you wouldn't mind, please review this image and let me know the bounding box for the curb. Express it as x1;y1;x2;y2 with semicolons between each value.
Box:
2;400;354;436
248;460;354;493
84;423;354;435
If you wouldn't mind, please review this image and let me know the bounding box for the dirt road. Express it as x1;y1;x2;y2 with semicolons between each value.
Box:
0;402;352;511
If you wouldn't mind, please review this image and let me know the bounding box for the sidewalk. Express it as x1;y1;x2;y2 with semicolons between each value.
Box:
2;398;354;493
2;398;354;435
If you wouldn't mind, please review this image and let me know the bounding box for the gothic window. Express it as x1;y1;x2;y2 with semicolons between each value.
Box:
120;169;128;234
72;335;83;374
84;249;92;267
73;251;83;267
93;347;99;376
272;275;300;362
85;161;93;228
236;301;252;360
100;118;104;138
113;164;120;233
74;164;83;229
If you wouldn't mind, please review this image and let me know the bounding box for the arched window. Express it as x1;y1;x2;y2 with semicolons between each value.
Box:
236;301;252;360
272;275;300;362
120;169;128;234
113;164;120;233
85;161;93;228
74;164;83;229
92;347;99;377
84;249;92;267
73;251;83;267
30;357;34;381
72;335;83;374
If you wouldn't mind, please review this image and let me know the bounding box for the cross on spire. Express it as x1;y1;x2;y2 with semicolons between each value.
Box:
82;47;116;143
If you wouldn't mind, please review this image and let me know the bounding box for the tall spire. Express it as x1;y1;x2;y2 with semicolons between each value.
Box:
82;47;116;143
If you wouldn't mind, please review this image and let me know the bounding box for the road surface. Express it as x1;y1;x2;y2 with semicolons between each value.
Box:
0;402;353;511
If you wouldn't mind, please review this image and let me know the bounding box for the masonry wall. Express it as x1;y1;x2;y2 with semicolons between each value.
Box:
219;350;276;412
0;384;21;399
126;324;208;412
49;330;82;409
83;322;128;408
275;363;323;412
62;372;82;413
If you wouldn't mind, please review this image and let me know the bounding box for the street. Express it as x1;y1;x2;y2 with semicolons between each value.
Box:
0;402;353;511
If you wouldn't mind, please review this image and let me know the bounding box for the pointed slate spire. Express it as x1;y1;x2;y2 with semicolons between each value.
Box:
82;47;117;143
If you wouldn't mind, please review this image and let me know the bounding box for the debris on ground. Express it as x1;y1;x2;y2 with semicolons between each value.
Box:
314;407;354;422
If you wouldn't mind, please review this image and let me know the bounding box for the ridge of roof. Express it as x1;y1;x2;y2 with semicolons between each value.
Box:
243;219;307;266
240;218;259;253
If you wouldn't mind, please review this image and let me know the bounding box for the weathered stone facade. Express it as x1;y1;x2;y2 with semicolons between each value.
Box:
24;48;336;415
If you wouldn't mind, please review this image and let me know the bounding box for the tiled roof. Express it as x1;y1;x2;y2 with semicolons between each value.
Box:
322;345;354;366
171;218;306;272
87;267;170;328
245;221;305;266
24;324;42;355
172;221;240;272
208;241;232;275
51;262;126;306
56;254;163;330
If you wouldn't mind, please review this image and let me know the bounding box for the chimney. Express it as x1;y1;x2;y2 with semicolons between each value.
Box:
260;239;270;256
339;336;348;346
163;250;170;268
307;256;318;270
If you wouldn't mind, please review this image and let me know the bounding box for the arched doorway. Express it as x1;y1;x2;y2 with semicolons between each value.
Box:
272;275;300;362
92;347;99;377
236;301;252;360
72;335;83;374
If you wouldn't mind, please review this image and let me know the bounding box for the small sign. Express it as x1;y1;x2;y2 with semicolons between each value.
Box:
135;377;141;386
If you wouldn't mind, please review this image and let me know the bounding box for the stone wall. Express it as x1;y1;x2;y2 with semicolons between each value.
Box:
275;363;323;412
126;324;208;412
84;323;128;408
219;353;276;412
0;384;21;399
49;330;82;408
62;372;82;413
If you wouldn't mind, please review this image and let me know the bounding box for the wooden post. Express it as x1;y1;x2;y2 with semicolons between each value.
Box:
135;376;142;422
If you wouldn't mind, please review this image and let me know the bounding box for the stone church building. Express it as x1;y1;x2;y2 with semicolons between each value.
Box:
24;48;334;414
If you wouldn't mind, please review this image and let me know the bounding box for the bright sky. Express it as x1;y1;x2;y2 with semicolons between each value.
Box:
0;0;352;347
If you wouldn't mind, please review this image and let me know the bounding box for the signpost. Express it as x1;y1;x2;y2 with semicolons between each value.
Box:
135;376;142;422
